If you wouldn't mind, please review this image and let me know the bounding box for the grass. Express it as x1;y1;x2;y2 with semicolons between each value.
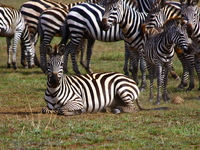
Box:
0;0;200;149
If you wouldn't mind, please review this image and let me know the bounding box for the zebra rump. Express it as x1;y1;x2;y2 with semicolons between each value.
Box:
42;45;169;116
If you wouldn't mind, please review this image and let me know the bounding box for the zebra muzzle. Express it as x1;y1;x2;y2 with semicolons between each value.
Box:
49;73;59;88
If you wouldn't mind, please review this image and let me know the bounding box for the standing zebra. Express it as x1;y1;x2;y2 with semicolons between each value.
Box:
59;2;138;76
20;0;98;73
144;0;197;92
42;44;169;115
100;0;152;91
38;0;100;74
179;0;200;91
142;17;190;105
0;4;35;69
38;0;158;76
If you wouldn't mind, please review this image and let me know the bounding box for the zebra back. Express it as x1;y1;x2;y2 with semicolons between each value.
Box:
20;0;99;38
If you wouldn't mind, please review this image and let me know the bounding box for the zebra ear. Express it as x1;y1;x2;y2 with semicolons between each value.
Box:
58;44;66;56
46;44;53;56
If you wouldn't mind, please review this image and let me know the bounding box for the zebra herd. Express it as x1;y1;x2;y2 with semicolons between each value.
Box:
0;0;199;115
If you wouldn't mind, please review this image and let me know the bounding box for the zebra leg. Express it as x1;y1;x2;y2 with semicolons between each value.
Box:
129;49;139;84
186;54;195;92
123;43;130;77
57;101;85;116
39;42;48;73
65;41;81;75
176;51;189;89
33;33;40;67
85;37;95;73
155;64;162;105
139;49;147;91
194;55;200;91
20;40;28;68
116;104;138;113
6;37;12;68
78;39;86;69
148;64;155;102
162;65;170;102
12;31;23;69
41;106;57;114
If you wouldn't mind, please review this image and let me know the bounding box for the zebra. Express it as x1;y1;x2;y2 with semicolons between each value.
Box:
0;4;35;69
144;0;198;92
59;2;144;84
42;44;169;116
38;0;160;76
142;17;190;105
99;0;159;91
20;0;98;73
179;0;200;91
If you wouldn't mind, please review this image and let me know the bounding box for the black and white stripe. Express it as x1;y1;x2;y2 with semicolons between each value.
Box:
100;0;152;91
20;0;97;72
0;4;35;69
142;17;189;105
60;2;136;78
144;0;198;92
42;44;142;115
180;0;200;91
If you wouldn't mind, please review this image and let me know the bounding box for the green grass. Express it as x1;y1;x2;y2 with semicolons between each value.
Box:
0;0;200;149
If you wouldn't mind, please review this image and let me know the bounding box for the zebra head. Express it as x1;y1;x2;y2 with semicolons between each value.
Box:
164;17;190;53
46;44;66;88
180;0;199;38
101;0;123;31
101;0;138;31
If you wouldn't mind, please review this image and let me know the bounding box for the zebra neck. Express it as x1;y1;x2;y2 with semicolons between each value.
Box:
119;6;146;44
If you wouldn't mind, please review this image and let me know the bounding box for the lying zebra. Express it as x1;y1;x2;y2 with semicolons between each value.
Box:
42;44;169;116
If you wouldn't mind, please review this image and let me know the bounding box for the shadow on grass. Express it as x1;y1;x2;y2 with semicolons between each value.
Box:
0;111;41;115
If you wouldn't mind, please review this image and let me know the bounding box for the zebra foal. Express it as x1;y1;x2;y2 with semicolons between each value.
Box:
42;44;169;116
142;17;190;105
0;4;35;69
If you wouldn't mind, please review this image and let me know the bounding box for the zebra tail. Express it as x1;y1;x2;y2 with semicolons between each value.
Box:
135;98;170;111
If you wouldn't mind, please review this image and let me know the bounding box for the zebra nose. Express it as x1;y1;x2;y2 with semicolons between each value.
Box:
49;73;59;88
101;18;110;31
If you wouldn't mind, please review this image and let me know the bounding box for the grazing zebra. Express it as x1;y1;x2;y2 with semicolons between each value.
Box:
142;17;190;105
59;2;140;81
42;44;169;116
20;0;98;73
0;4;35;69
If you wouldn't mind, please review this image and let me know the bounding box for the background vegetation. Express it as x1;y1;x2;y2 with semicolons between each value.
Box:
0;0;199;149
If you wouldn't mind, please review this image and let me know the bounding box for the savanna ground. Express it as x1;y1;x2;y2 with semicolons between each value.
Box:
0;0;200;149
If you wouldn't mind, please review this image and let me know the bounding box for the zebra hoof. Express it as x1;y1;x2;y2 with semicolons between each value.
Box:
113;109;121;114
154;101;160;105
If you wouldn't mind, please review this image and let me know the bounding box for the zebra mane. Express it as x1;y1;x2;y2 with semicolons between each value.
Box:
163;16;183;30
0;3;15;9
46;45;65;57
